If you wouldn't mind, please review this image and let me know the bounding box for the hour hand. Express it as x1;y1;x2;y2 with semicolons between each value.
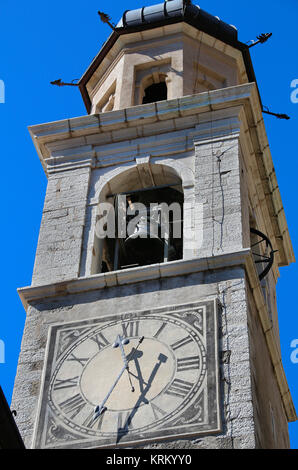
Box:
113;335;135;392
113;335;130;366
93;404;107;421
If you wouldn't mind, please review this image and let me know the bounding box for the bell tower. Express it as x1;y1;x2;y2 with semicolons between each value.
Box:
13;0;296;449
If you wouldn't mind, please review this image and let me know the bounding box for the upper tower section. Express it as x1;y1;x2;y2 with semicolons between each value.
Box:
79;0;255;114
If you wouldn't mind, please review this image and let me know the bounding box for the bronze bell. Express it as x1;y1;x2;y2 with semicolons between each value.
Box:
124;207;165;265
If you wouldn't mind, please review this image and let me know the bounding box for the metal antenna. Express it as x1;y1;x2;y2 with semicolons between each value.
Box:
247;33;272;48
262;106;290;120
50;79;79;87
245;33;288;120
98;11;116;30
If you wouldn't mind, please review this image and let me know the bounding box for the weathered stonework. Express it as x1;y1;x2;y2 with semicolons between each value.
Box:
15;267;254;448
12;7;296;449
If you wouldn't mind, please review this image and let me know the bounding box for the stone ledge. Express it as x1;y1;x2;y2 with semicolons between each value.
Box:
28;83;255;166
18;248;251;310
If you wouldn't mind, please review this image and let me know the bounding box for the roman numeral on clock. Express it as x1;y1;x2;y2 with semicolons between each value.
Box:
53;376;79;391
177;356;200;372
59;394;86;419
66;353;89;367
165;379;194;399
90;332;110;350
121;320;139;338
150;402;167;420
153;322;167;339
83;409;105;430
170;335;193;351
117;411;133;432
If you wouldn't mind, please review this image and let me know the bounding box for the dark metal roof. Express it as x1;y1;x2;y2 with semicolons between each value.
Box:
79;0;256;114
117;0;238;42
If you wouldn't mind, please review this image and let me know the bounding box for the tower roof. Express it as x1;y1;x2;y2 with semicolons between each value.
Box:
79;0;256;113
116;0;238;42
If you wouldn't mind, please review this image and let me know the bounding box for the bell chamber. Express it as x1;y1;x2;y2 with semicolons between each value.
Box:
103;185;184;271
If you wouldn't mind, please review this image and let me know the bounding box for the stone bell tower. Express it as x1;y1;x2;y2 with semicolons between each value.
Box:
13;0;296;449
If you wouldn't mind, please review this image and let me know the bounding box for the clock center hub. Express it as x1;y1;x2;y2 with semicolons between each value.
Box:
80;338;175;411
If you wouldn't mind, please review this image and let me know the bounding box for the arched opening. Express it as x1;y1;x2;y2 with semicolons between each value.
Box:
92;164;184;274
139;73;168;105
142;82;167;104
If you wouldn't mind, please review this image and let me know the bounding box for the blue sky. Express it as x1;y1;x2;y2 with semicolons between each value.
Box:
0;0;297;448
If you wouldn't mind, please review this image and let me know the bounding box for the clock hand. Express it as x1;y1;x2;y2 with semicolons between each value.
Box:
113;335;134;392
127;336;145;361
116;352;167;444
114;335;145;393
93;336;144;420
94;335;146;420
93;363;127;421
114;335;145;363
124;336;145;392
114;334;129;367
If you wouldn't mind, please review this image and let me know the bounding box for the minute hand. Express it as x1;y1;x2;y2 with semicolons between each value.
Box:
94;363;127;420
93;336;145;421
118;335;128;367
118;334;135;392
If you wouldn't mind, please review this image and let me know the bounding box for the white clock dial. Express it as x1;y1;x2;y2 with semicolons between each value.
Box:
34;301;220;448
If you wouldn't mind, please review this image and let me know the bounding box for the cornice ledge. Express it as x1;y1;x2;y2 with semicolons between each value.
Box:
18;248;251;310
28;83;256;162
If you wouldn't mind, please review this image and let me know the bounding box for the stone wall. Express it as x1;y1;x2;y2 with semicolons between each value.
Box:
32;168;91;286
12;267;259;449
14;85;295;448
246;286;290;448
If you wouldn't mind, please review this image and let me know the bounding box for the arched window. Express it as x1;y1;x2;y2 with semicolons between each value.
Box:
138;72;168;105
92;165;183;274
142;82;167;104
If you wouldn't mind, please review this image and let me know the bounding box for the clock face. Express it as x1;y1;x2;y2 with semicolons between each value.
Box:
33;301;220;448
